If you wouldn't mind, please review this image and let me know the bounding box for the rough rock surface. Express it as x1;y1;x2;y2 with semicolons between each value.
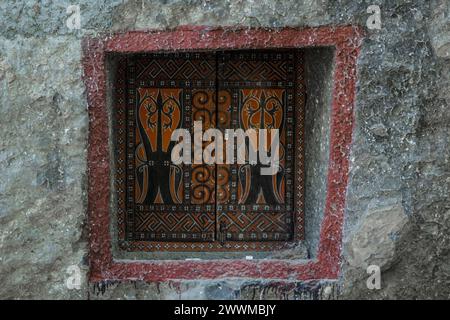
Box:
346;199;409;270
0;0;449;299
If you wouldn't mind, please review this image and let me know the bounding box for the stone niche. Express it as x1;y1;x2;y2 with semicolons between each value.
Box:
105;46;335;262
84;27;362;283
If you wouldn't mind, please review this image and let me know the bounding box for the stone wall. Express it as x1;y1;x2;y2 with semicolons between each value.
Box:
0;0;448;299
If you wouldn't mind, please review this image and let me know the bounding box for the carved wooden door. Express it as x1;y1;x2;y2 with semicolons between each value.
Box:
117;52;218;247
216;50;300;244
116;50;304;252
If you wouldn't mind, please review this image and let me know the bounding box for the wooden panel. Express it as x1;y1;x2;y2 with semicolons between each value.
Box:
116;50;305;251
117;52;217;242
216;50;299;242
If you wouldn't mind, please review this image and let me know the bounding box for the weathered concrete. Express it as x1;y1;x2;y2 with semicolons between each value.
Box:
0;0;449;299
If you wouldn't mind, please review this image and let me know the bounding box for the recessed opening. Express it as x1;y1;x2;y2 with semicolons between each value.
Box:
85;27;361;281
106;48;334;260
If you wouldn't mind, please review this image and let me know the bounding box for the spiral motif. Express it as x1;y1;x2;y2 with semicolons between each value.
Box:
192;91;210;107
215;166;230;186
192;184;212;203
193;109;212;128
216;186;229;203
192;165;211;183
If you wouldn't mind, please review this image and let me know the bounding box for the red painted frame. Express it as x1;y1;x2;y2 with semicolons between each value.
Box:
83;26;363;282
